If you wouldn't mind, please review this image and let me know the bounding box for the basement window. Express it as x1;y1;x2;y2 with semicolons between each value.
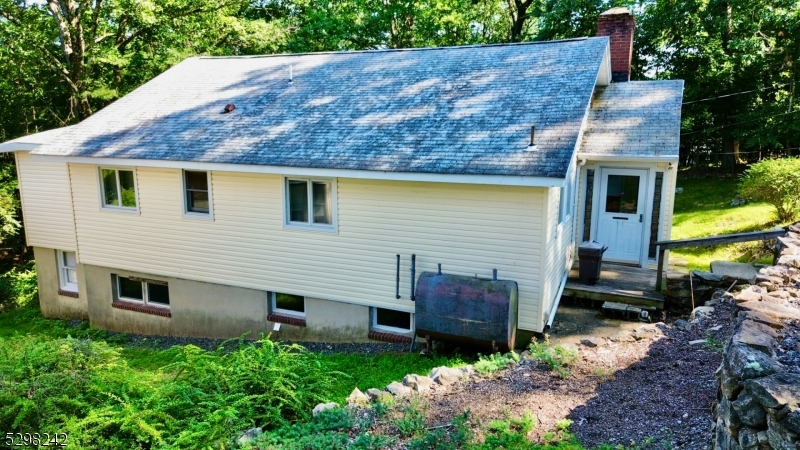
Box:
284;177;337;232
115;275;170;308
373;308;412;334
100;168;138;210
57;250;78;292
271;292;305;317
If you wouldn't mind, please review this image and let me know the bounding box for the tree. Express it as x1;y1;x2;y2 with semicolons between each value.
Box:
740;157;800;222
0;0;282;131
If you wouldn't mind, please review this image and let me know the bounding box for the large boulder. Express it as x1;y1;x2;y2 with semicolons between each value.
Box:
312;402;339;417
366;388;393;404
403;374;434;392
346;387;370;406
743;373;800;409
237;427;263;446
725;343;778;383
386;381;412;397
737;301;800;321
732;320;777;356
428;366;464;386
732;392;767;428
712;261;758;284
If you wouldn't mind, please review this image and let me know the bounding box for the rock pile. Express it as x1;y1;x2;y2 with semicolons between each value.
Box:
713;223;800;450
310;364;479;418
666;261;760;308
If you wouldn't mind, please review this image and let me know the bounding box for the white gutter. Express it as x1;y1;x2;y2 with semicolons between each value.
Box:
576;154;679;162
0;143;40;152
544;273;569;331
30;154;567;187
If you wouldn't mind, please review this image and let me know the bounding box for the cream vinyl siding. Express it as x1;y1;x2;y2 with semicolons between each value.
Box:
540;187;572;330
68;165;547;330
15;152;77;251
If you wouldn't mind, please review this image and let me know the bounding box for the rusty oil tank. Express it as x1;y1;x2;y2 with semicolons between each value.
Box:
414;271;518;351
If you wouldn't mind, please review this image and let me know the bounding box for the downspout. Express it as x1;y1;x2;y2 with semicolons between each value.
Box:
544;273;568;331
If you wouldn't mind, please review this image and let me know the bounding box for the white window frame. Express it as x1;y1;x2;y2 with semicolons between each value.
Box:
182;169;214;220
559;165;576;224
98;167;139;213
282;176;338;233
372;307;414;334
115;275;170;309
270;292;306;318
57;250;78;292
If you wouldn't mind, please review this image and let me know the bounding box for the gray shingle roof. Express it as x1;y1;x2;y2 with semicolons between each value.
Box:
0;126;75;152
579;81;684;159
32;38;610;178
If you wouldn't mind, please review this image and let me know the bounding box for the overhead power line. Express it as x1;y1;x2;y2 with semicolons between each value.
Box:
682;81;797;105
680;109;800;136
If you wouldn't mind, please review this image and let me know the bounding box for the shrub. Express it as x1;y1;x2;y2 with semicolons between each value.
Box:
0;263;38;310
392;397;427;437
407;411;473;450
739;157;800;222
0;334;342;449
529;338;578;378
474;351;520;376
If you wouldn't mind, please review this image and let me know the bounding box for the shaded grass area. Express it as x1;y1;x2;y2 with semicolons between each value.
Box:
671;176;779;270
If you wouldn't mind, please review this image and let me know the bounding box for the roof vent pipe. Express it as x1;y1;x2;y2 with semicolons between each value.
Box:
526;126;538;151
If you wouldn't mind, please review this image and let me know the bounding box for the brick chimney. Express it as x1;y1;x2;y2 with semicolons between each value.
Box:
597;8;635;82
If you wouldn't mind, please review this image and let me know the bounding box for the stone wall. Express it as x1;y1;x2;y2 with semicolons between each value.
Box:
713;224;800;450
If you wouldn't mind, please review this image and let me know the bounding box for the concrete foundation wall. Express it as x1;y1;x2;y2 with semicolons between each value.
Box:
82;263;375;341
34;247;88;320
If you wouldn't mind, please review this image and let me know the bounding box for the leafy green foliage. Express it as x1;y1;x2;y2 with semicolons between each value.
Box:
740;157;800;221
407;411;473;450
474;351;520;376
0;262;37;311
0;333;341;449
253;406;393;449
392;397;428;437
529;338;578;378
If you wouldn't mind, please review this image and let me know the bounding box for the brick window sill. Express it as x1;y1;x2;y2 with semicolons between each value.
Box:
58;289;79;298
268;314;306;327
112;300;171;318
369;330;413;344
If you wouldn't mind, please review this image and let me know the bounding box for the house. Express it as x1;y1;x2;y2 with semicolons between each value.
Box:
0;8;682;343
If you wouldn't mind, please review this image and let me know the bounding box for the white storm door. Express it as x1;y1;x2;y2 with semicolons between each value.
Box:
595;168;648;264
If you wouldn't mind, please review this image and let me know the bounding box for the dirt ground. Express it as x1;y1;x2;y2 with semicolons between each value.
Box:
414;301;736;449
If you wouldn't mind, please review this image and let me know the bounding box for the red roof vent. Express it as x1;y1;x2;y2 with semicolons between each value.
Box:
223;103;236;113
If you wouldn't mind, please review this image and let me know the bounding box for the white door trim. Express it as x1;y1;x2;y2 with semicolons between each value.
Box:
589;166;655;268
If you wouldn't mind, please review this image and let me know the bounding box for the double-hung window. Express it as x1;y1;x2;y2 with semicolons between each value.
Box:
115;275;170;308
100;168;137;210
58;250;78;292
284;177;336;231
183;170;212;217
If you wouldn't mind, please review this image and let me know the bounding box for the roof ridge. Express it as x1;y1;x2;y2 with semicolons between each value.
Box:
197;37;598;60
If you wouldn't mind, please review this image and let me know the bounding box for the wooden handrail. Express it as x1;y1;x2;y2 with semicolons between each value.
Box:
655;227;787;292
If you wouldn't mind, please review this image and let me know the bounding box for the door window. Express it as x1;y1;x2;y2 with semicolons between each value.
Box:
605;175;640;214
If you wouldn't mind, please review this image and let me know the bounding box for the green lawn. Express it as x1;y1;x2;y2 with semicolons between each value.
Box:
670;176;780;270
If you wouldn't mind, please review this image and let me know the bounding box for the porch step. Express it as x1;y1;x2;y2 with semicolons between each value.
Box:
601;301;656;321
563;262;665;308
